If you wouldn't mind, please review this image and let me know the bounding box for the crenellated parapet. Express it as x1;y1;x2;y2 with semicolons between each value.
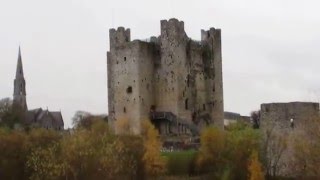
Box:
201;28;221;42
160;18;187;41
109;27;131;49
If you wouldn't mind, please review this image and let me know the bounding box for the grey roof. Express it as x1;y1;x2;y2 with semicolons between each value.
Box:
224;111;241;119
50;111;64;127
24;108;64;129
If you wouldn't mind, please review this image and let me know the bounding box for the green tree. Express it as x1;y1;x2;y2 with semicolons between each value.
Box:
72;111;108;130
0;98;24;129
226;124;261;179
197;123;261;179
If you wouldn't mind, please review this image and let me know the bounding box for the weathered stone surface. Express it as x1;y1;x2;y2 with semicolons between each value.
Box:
107;19;224;135
260;102;320;176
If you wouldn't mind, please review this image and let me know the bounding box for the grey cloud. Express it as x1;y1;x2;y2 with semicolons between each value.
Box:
1;0;320;127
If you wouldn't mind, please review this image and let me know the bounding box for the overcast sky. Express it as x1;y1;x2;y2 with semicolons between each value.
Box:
1;0;320;128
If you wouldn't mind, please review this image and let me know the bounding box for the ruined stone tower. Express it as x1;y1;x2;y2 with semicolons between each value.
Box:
259;102;320;176
13;47;28;111
107;19;224;135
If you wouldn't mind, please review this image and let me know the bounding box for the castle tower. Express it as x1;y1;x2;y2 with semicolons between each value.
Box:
107;27;155;134
201;28;224;129
157;19;188;116
13;47;28;111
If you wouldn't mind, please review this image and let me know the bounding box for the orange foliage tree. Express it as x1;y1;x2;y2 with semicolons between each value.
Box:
141;120;166;177
248;151;265;180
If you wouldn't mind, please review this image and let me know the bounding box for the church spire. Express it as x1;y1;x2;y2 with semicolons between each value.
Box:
15;46;24;78
13;46;28;111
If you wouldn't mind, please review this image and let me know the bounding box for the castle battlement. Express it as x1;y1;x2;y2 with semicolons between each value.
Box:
160;18;185;30
109;27;131;48
201;28;221;42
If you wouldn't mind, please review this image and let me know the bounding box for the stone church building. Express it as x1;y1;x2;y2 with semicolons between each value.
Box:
13;47;64;130
107;18;224;135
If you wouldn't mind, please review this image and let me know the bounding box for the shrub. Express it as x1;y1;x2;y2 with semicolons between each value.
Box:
197;124;261;179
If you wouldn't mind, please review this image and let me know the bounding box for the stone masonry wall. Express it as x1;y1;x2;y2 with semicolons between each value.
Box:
107;19;224;134
260;102;320;176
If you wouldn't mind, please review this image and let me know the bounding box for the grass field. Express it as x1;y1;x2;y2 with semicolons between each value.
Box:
162;150;198;176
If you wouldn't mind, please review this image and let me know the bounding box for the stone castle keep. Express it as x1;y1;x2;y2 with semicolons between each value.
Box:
107;18;224;135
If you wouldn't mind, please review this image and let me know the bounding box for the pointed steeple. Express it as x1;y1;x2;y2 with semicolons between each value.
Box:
15;46;24;79
13;46;28;111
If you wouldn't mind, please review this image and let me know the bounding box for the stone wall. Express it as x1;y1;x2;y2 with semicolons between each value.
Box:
107;18;224;134
260;102;319;130
260;102;320;176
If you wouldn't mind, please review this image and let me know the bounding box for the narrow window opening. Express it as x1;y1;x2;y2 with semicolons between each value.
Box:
126;86;132;94
150;105;156;111
185;99;189;110
265;107;269;113
123;107;126;113
203;104;206;111
124;57;127;61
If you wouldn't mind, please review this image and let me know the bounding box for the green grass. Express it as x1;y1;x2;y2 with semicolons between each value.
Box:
162;150;198;176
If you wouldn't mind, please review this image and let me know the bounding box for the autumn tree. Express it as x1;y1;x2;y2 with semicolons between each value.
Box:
197;126;227;177
0;130;27;180
115;117;131;134
248;151;265;180
197;123;261;179
260;119;288;178
0;127;61;180
141;120;166;177
27;120;144;180
72;111;108;130
290;116;320;178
